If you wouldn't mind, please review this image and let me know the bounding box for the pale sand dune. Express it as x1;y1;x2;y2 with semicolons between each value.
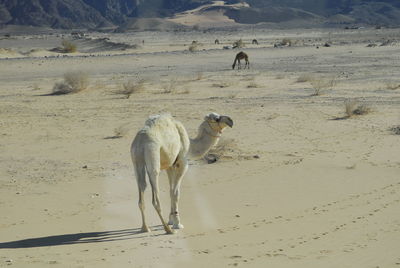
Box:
167;1;248;27
0;28;399;267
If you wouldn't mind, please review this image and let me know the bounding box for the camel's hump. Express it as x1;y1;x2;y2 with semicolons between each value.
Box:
144;113;174;126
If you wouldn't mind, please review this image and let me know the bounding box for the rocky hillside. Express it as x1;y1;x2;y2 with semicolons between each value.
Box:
1;0;400;29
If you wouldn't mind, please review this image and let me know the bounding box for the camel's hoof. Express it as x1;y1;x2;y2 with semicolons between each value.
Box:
172;223;184;229
141;226;151;233
165;227;176;235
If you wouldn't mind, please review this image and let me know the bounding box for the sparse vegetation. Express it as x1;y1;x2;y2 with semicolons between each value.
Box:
297;73;314;83
32;84;41;91
116;79;145;98
61;39;77;53
212;81;232;88
52;71;89;95
113;125;129;138
157;79;189;94
389;125;400;135
195;72;203;80
247;82;261;88
344;100;371;117
188;41;199;52
233;39;245;48
282;38;292;46
161;79;179;94
310;76;336;96
227;92;238;99
275;74;285;79
105;124;129;139
385;81;400;90
178;88;190;94
274;38;295;48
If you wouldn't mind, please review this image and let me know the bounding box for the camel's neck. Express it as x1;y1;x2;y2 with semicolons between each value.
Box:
189;121;220;159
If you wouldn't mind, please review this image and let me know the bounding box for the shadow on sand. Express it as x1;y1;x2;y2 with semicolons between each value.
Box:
0;228;164;249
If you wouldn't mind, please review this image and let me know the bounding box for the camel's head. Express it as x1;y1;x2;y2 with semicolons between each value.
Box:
205;113;233;133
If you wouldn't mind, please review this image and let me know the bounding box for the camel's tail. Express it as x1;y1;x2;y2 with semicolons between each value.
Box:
131;139;147;191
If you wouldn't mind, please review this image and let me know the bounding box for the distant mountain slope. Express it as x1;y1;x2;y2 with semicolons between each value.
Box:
1;0;400;29
0;0;201;28
0;0;108;28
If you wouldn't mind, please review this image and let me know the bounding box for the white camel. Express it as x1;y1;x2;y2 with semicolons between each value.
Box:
131;113;233;234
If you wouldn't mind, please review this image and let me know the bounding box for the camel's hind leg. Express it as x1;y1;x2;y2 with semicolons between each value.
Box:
167;158;188;229
145;147;174;234
133;156;150;233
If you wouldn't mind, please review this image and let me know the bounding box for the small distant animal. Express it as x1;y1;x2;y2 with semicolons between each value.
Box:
232;51;249;70
252;39;259;45
215;39;220;44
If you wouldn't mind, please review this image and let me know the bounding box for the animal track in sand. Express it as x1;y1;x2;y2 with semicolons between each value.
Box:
203;182;400;243
182;181;400;265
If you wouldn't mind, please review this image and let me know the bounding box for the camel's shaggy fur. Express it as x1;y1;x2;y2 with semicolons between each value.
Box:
131;113;233;234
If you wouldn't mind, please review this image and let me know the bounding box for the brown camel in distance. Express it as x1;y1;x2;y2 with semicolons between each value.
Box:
232;51;249;69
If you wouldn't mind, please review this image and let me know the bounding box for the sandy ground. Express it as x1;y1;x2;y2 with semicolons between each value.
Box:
1;28;400;268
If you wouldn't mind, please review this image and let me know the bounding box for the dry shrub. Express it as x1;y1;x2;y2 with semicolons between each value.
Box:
310;76;336;96
242;75;256;81
188;43;198;52
113;125;129;138
32;84;41;90
385;82;400;90
212;81;232;88
178;88;190;94
189;41;199;52
275;74;285;79
105;124;129;139
282;38;292;46
61;39;77;53
227;92;238;99
344;100;371;117
161;79;179;94
117;80;145;98
52;71;89;95
297;73;314;83
233;39;245;48
195;72;203;80
247;82;261;88
389;125;400;135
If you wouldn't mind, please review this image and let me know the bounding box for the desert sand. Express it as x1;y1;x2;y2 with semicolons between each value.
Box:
0;28;400;268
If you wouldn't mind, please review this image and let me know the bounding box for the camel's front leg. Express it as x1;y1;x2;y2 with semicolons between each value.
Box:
167;159;188;229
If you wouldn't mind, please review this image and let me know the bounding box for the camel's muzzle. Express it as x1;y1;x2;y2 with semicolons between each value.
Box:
220;116;233;128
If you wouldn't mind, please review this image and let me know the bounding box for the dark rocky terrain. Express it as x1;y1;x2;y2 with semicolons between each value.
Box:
1;0;400;29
